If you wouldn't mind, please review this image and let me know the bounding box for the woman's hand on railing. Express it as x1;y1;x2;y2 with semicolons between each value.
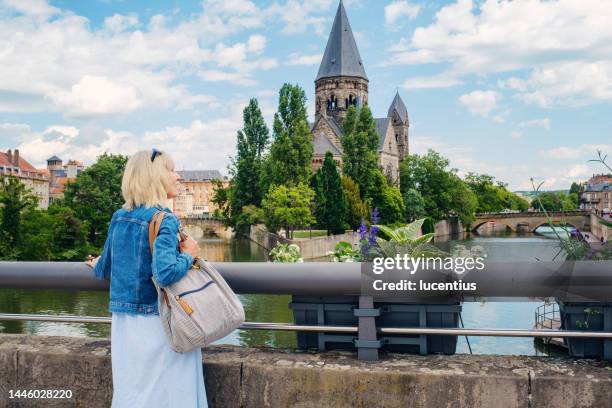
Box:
179;237;200;259
85;256;100;269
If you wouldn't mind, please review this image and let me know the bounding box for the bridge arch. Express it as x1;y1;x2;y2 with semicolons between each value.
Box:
471;219;517;233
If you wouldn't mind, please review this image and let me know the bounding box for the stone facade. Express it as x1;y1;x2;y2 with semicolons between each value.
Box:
310;1;409;185
0;149;49;209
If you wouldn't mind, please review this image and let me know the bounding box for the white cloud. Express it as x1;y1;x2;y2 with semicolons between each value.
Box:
511;131;523;139
198;70;257;86
0;0;277;117
286;53;323;66
546;144;612;160
103;13;139;33
385;1;420;27
2;0;59;18
519;118;551;131
46;76;143;117
501;62;612;107
567;164;590;178
458;90;501;118
385;0;612;108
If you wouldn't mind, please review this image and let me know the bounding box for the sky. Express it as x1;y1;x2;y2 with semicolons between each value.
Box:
0;0;611;191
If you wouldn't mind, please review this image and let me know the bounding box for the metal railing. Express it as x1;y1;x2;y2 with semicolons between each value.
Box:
3;313;612;339
534;302;560;330
2;261;612;361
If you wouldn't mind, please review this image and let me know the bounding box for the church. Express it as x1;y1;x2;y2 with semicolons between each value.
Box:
310;1;409;184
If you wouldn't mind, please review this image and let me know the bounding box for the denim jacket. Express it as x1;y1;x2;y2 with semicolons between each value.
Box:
93;205;193;315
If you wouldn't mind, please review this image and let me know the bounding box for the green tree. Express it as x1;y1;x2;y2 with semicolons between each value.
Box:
261;183;315;239
403;188;425;222
399;150;477;226
264;84;313;187
465;173;529;213
367;170;405;225
569;182;580;196
531;192;577;212
211;179;232;223
229;98;269;233
341;176;369;230
0;175;38;255
311;152;347;235
62;153;127;248
341;105;380;198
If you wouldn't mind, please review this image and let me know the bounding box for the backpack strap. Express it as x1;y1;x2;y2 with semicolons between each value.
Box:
149;210;171;308
148;211;166;254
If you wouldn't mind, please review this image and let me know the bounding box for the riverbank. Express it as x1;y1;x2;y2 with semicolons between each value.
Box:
1;334;611;407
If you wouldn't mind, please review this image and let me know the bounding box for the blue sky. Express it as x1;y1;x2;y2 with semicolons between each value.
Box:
0;0;611;190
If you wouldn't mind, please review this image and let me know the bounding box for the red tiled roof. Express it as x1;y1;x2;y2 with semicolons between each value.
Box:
0;152;12;167
0;150;37;171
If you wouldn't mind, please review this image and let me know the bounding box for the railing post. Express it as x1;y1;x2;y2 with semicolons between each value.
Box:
354;295;381;361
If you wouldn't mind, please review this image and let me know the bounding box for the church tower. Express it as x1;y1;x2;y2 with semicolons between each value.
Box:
388;91;409;160
314;0;369;125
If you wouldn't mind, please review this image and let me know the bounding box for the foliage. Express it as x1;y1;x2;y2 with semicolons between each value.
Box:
261;183;315;239
530;191;578;212
228;98;269;233
341;105;380;198
327;241;360;262
569;182;580;196
341;176;369;230
403;188;425;222
311;152;348;235
233;204;264;233
465;173;529;213
62;153;127;248
269;243;303;262
16;205;89;261
264;84;313;188
368;218;447;260
0;175;89;261
211;179;232;225
399;150;477;226
367;170;405;225
0;174;38;252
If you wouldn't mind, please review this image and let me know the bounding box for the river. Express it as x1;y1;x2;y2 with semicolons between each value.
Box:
0;228;569;356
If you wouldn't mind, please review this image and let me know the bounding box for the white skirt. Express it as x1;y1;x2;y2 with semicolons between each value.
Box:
111;312;208;408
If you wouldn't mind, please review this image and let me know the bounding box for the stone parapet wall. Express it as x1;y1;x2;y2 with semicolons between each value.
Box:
1;334;612;408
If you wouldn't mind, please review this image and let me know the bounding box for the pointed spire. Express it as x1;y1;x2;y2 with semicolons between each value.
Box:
388;91;409;124
316;1;368;81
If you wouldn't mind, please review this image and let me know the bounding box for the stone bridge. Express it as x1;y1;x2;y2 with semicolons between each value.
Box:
178;216;231;239
473;211;591;233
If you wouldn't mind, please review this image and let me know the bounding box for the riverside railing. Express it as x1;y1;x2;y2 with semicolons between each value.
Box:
1;261;612;361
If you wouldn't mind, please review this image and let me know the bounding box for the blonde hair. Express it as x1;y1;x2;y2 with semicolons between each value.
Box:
121;150;175;210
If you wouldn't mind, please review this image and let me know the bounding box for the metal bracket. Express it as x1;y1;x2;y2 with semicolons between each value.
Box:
356;295;379;361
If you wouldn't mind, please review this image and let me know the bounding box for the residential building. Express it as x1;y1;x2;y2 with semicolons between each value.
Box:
0;149;49;209
176;170;226;216
46;156;85;203
579;174;612;214
173;186;195;217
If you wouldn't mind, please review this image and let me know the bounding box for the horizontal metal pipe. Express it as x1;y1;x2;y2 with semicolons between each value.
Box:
1;261;612;300
2;313;612;338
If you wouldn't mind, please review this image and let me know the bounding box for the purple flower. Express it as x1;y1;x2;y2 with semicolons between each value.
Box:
368;225;379;245
359;218;367;241
372;207;380;225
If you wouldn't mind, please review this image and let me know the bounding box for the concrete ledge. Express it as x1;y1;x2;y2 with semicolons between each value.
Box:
0;334;611;407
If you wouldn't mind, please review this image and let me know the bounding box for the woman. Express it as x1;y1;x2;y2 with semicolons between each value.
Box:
86;149;207;407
